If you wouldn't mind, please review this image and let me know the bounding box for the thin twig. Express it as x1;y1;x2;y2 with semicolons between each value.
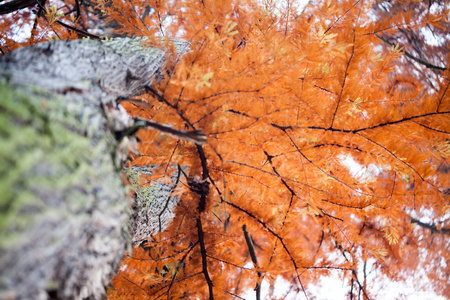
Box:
411;217;450;235
376;34;447;71
243;224;261;300
197;217;214;299
135;117;207;145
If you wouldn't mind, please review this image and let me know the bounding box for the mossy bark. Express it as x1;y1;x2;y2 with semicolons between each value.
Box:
0;37;188;300
0;81;128;300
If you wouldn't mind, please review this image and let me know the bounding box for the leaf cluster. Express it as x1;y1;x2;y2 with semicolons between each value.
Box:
104;0;450;299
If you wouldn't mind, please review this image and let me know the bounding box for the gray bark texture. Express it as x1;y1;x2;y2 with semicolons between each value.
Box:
125;165;182;244
0;37;188;300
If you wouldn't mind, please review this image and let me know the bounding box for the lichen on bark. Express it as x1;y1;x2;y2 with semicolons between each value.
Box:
125;165;182;244
0;37;188;300
0;78;129;300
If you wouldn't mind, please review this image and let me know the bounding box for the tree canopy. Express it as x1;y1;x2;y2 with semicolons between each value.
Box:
1;0;449;299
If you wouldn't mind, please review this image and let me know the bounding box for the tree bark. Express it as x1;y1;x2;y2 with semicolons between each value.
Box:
0;37;188;300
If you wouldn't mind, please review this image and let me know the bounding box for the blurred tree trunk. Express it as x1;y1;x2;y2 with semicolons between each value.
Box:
0;37;188;300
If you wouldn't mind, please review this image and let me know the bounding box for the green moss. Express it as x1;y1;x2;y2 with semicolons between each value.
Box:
0;81;122;247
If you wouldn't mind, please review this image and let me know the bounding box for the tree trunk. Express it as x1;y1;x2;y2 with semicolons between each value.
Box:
0;37;188;300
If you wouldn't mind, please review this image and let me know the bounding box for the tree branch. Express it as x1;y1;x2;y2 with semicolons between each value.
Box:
330;27;356;128
0;0;41;15
135;117;207;145
224;200;309;299
197;217;214;299
243;224;261;300
31;0;102;39
376;34;447;71
411;217;450;235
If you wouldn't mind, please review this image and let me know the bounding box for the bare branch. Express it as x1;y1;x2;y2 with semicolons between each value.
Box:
243;224;262;300
376;34;447;71
411;217;450;235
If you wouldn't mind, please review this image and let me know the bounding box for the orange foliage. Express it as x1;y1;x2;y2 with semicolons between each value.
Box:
3;0;449;299
0;0;107;52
